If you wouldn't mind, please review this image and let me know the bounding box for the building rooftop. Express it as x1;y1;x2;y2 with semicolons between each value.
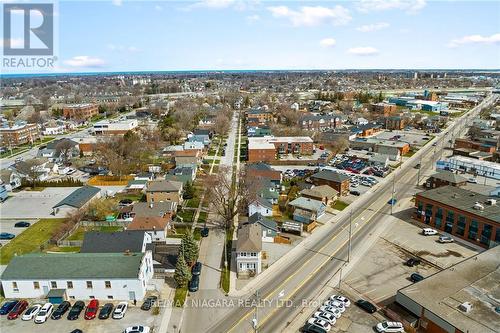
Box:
311;169;350;183
429;170;468;184
80;230;147;253
1;252;145;280
236;223;262;252
289;196;326;212
417;186;500;223
146;180;183;192
248;136;313;150
398;246;500;333
53;185;100;209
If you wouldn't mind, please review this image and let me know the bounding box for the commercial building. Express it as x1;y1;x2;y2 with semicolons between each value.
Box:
424;170;467;189
414;186;500;248
385;116;408;130
92;118;139;136
0;122;39;147
63;103;99;121
437;156;500;180
350;138;410;157
247;136;314;162
396;246;499;333
1;252;154;301
453;138;496;154
370;102;398;116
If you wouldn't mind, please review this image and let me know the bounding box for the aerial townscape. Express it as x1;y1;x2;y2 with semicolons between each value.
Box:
0;1;499;333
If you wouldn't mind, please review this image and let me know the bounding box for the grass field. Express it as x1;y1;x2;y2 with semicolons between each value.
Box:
66;225;123;241
0;218;65;264
174;287;188;307
332;200;349;211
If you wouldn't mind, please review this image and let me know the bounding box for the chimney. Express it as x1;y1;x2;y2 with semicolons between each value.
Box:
124;249;131;256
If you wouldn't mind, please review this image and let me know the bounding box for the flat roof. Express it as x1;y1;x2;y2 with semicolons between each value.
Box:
398;247;500;333
248;136;313;150
449;156;500;171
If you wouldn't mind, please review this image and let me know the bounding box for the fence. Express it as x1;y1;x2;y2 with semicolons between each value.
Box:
80;220;130;227
56;240;83;247
88;175;133;186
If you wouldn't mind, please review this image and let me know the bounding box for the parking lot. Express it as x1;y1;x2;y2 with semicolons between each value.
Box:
0;301;158;333
0;219;38;246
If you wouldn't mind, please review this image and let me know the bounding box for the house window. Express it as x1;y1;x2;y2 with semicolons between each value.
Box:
457;215;466;236
12;282;18;292
468;220;478;241
107;296;114;300
240;252;246;257
105;281;111;289
50;281;57;288
86;281;93;289
33;282;40;289
67;281;73;289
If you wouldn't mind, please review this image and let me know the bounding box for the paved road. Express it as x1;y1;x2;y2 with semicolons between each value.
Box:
204;93;496;333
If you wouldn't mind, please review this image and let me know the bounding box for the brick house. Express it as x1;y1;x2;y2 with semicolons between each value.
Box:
247;136;314;163
63;104;99;121
425;170;467;189
310;170;350;196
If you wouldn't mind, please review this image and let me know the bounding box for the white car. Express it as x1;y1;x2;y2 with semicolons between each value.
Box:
331;295;351;307
22;304;42;321
467;178;478;184
113;301;128;319
375;321;405;332
319;305;342;318
307;318;331;332
34;303;53;323
323;300;346;313
438;235;454;243
313;311;337;325
422;228;438;236
123;326;151;333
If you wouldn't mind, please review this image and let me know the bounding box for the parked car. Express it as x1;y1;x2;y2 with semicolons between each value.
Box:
414;163;421;169
22;304;42;321
201;227;209;237
375;321;404;332
112;301;128;319
51;301;70;320
67;301;85;320
438;235;454;243
323;300;345;313
467;178;478;184
34;303;53;323
140;296;158;311
301;323;327;333
192;262;202;276
350;190;360;196
307;318;331;332
0;233;15;240
318;306;342;318
189;275;200;292
119;199;133;207
0;300;19;315
331;295;350;307
387;198;397;205
410;273;424;283
14;221;30;228
7;300;28;320
312;311;336;325
405;258;421;267
84;299;99;320
123;326;151;333
98;303;114;319
355;299;377;313
422;228;438;236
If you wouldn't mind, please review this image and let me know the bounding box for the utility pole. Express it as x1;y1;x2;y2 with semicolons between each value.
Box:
348;210;352;263
390;174;395;215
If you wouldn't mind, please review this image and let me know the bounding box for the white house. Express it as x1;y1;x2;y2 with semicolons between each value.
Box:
248;197;273;217
0;169;22;191
236;223;262;277
1;252;154;301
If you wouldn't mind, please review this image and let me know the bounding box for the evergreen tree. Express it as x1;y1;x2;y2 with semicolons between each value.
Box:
182;232;199;265
183;181;195;199
174;254;191;288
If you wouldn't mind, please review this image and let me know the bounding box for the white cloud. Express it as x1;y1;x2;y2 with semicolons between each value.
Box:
448;33;500;48
64;56;105;68
112;0;122;6
184;0;260;11
356;0;426;14
348;46;379;56
1;38;23;48
155;5;163;11
320;38;336;47
107;44;139;52
268;5;351;27
246;14;260;22
356;22;389;32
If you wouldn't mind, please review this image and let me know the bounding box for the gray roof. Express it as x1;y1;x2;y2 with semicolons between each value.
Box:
301;185;338;199
236;223;262;252
248;213;278;232
417;186;500;223
80;231;146;253
1;253;145;280
146;180;183;192
250;196;273;210
132;201;176;217
430;170;467;184
289;197;326;212
53;185;100;209
312;170;350;183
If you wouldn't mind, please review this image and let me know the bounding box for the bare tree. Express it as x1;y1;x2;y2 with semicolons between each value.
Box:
212;113;230;136
55;139;76;164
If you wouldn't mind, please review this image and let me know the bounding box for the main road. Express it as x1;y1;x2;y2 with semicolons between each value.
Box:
205;93;496;333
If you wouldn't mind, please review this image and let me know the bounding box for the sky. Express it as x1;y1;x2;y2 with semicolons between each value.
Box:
1;0;500;73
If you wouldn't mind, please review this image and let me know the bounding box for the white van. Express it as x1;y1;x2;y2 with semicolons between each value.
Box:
422;228;438;236
34;303;53;324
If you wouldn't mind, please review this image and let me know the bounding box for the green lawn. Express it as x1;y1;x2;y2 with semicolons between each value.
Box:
66;225;123;241
0;218;65;264
197;211;208;224
332;200;349;211
176;209;195;223
115;192;145;202
46;246;81;253
174;287;188;307
220;229;233;294
168;226;201;240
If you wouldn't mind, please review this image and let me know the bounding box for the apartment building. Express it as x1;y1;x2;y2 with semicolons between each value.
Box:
0;122;40;146
247;136;314;162
370;102;398;117
63;103;99;121
92;118;139;136
299;114;343;131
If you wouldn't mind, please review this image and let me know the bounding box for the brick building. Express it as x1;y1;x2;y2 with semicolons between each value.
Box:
454;138;497;154
63;103;99;121
0;122;39;147
424;170;467;189
310;170;350;196
370;102;397;117
247;136;314;163
385;116;408;130
414;186;499;248
299;114;343;131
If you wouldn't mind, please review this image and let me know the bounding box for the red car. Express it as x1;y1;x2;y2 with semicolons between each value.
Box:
7;300;28;320
84;299;99;320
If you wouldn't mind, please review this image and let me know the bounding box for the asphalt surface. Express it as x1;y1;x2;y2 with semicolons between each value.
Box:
205;94;496;333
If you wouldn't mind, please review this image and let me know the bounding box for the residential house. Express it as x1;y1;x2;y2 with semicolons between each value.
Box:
236;223;262;277
248;197;273;217
0;169;22;191
9;158;58;182
146;180;183;204
128;216;171;242
52;185;101;216
166;164;197;184
425;170;468;189
310;170;350;196
0;252;153;301
174;150;202;165
247;126;272;137
299;114;342;131
128;201;177;222
288;197;326;231
350;123;383;138
246;108;273;126
246;213;278;243
81;230;152;254
246;163;282;186
300;185;338;205
37;138;79;162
